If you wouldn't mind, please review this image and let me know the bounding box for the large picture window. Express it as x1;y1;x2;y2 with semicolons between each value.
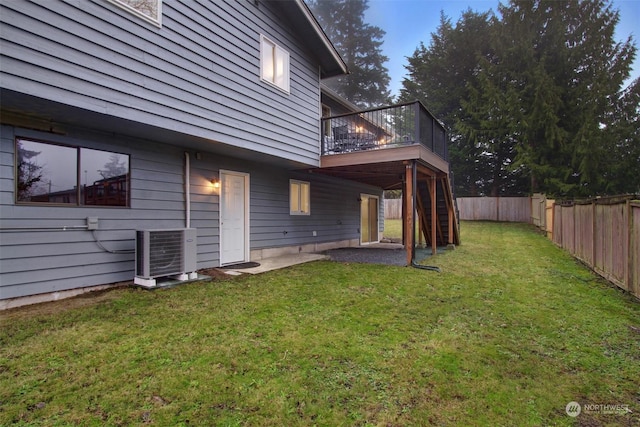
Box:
290;180;310;215
261;35;290;93
16;139;130;207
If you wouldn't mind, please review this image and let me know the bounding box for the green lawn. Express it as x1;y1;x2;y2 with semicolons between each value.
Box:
382;218;402;240
2;222;639;426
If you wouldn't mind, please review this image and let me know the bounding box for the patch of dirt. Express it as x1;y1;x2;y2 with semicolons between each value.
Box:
198;268;237;281
1;269;234;319
0;284;128;319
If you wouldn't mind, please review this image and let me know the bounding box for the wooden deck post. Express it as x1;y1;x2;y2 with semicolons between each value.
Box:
431;176;437;255
418;212;424;247
401;180;406;246
448;207;454;245
441;177;454;245
404;162;414;266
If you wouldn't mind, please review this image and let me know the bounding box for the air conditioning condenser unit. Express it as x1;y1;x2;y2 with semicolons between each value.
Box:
134;228;197;288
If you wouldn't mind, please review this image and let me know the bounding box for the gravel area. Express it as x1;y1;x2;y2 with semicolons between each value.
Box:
325;247;407;266
325;246;444;266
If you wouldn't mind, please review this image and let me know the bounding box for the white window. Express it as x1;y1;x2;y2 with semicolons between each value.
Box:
108;0;162;26
290;180;310;215
261;35;290;93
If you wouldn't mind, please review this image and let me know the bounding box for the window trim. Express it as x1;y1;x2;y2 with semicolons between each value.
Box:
107;0;163;27
289;179;310;216
260;34;290;94
15;137;131;208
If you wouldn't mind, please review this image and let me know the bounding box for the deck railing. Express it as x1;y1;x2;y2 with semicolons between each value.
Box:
321;101;448;160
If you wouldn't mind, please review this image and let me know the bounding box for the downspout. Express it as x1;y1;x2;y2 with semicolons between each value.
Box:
185;151;191;229
410;160;441;272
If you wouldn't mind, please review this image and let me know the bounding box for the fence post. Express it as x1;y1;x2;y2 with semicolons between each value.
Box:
553;202;557;245
573;202;576;256
626;199;632;293
592;199;597;274
629;201;640;298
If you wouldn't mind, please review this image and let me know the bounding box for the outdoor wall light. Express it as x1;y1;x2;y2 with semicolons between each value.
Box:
211;178;220;188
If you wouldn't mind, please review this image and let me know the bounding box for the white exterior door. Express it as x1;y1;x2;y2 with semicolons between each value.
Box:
220;170;249;265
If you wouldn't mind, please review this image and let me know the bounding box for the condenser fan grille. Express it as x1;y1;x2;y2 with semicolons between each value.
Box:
148;230;183;276
135;228;197;285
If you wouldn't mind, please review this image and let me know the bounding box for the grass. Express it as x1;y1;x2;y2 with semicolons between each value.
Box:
1;221;639;426
382;218;402;240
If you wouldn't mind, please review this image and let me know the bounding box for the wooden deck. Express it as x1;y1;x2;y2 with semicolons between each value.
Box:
313;144;460;265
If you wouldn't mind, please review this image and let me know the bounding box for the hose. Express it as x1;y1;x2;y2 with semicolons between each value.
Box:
411;260;441;272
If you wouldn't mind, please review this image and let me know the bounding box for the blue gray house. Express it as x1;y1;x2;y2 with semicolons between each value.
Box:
0;0;458;305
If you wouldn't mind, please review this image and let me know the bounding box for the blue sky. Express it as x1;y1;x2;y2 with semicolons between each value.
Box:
364;0;640;98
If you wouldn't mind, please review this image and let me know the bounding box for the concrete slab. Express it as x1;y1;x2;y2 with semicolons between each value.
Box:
224;270;243;276
226;253;329;275
138;274;211;290
366;242;405;249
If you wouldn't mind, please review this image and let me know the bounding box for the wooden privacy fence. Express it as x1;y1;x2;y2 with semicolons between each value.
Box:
391;196;532;221
531;193;555;236
384;198;402;219
387;196;531;222
553;197;639;299
456;197;531;222
415;194;639;300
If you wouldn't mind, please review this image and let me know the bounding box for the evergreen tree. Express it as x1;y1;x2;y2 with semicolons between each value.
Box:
495;0;637;197
401;0;637;197
457;61;529;196
399;10;510;196
308;0;391;107
16;141;44;200
602;79;640;193
99;154;128;179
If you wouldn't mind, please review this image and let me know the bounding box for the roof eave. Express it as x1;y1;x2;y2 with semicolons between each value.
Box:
294;0;348;78
270;0;348;79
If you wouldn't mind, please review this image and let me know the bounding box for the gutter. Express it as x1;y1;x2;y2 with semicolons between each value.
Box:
185;152;191;228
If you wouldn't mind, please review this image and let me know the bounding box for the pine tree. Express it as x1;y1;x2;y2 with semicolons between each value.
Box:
99;154;128;179
602;79;640;193
399;10;510;196
457;61;529;196
401;0;637;197
494;0;637;197
16;141;44;200
308;0;391;107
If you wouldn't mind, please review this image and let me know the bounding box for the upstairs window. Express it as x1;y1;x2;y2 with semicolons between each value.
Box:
290;180;310;215
16;139;130;207
261;35;290;93
109;0;162;26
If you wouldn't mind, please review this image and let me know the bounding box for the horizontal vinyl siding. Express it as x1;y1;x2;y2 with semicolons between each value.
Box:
0;0;322;165
0;124;192;299
190;158;381;252
1;122;381;300
249;171;380;249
